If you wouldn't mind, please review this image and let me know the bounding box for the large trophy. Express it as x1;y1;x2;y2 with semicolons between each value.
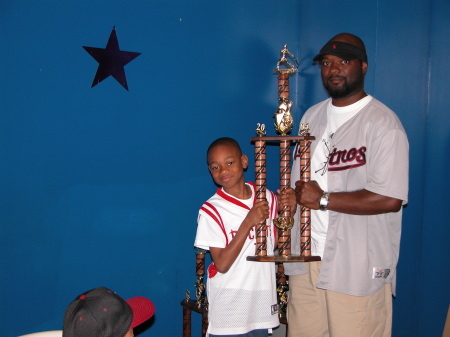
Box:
246;44;321;322
247;44;321;263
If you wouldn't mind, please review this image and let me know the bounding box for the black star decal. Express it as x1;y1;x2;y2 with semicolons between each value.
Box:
83;26;141;90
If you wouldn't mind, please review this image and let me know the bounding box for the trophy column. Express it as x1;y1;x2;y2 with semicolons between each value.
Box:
182;300;192;337
299;124;313;256
275;65;294;258
254;135;268;256
275;66;293;323
194;248;208;336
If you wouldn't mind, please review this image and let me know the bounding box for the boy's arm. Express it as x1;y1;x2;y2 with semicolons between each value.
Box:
209;200;269;274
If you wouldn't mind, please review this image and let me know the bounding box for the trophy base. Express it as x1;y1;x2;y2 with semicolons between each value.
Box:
247;255;321;262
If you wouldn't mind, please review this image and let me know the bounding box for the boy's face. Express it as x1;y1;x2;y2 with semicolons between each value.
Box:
207;143;248;195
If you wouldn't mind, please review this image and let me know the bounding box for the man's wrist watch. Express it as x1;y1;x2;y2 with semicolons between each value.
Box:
319;192;330;211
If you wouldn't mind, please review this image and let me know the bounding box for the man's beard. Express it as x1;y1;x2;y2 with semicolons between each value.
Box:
324;75;364;99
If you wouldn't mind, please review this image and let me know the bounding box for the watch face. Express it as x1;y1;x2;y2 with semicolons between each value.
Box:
320;192;329;211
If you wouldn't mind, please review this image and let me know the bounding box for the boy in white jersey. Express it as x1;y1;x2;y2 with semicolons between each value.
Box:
285;33;409;337
194;137;296;337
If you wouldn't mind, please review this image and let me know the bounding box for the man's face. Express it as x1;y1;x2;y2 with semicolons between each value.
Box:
319;54;367;99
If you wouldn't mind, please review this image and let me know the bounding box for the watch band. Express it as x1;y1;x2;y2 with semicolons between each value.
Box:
319;192;330;211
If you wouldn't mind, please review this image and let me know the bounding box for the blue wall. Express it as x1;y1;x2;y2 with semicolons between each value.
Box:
420;0;450;336
296;1;450;336
1;1;448;337
0;1;300;336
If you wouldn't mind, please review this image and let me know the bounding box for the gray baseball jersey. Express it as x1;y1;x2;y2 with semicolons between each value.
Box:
284;97;409;296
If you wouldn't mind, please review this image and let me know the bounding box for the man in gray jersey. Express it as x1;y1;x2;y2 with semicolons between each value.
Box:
285;33;409;337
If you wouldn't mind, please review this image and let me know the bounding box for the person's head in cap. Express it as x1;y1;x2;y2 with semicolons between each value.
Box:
313;33;368;106
63;287;155;337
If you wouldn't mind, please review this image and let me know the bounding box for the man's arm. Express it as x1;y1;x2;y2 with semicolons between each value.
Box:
295;180;402;215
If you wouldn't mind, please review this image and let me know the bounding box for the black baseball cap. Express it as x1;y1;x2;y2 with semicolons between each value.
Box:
63;287;155;337
313;40;368;64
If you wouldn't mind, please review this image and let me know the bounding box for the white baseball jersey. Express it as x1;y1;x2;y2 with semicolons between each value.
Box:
284;97;409;296
194;182;280;335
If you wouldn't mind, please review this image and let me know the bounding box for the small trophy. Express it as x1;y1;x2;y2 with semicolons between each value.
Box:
181;248;209;337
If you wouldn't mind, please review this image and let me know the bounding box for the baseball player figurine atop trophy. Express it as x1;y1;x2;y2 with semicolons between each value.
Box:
275;44;298;74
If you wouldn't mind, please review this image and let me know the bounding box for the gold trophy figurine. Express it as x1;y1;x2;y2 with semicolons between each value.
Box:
300;122;310;136
275;44;299;74
274;98;294;136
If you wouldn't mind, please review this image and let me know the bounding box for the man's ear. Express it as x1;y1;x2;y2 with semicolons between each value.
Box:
362;61;368;75
241;154;249;169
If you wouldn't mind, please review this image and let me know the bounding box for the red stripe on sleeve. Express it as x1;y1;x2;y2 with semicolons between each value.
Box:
201;202;229;246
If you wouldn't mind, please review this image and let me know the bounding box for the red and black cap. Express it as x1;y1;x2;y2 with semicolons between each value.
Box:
63;287;155;337
313;41;368;64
